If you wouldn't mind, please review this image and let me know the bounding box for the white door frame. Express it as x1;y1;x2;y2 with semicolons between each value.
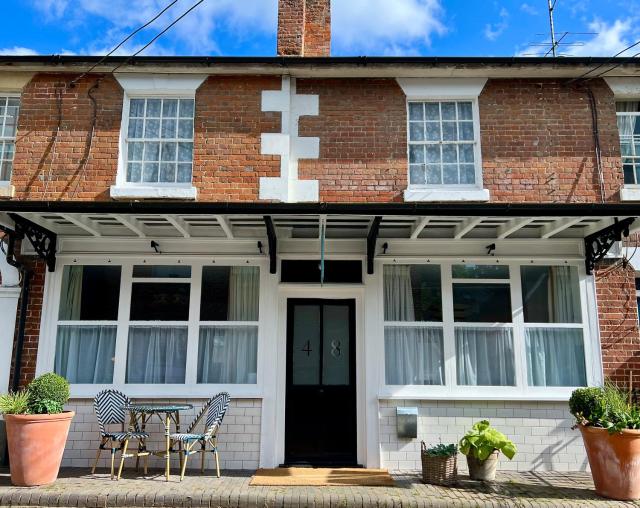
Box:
269;284;368;467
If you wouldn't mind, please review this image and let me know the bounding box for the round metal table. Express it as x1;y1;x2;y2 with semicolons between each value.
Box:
123;403;193;481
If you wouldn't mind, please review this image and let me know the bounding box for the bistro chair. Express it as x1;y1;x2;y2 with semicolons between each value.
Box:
170;392;230;480
91;389;150;480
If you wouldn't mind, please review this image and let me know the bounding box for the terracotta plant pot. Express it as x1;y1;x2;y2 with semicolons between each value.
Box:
466;450;499;481
4;411;74;487
579;425;640;501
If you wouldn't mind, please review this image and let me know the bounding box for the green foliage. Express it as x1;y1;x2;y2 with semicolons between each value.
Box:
26;373;70;415
569;383;640;434
459;420;517;461
423;443;458;457
0;391;30;415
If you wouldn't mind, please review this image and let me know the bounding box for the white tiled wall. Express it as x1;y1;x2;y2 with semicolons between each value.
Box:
379;399;588;472
62;398;261;471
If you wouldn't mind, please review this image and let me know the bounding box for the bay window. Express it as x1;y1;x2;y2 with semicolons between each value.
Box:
616;101;640;185
51;262;261;392
383;261;591;395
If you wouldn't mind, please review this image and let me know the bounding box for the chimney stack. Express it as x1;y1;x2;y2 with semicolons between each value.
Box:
277;0;331;57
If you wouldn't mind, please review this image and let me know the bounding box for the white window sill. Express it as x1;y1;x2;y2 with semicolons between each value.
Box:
0;182;15;198
68;384;261;399
620;187;640;201
404;188;490;202
110;185;197;200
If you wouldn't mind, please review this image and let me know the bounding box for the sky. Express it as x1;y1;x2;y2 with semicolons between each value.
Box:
0;0;638;58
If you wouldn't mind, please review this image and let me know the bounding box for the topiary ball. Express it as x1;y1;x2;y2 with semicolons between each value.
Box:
569;387;605;424
27;373;70;414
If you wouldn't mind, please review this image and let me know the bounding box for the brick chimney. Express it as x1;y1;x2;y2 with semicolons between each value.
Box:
277;0;331;57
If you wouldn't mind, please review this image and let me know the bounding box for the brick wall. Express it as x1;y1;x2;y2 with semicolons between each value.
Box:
595;260;640;387
8;75;625;204
277;0;330;57
8;254;45;390
380;400;587;472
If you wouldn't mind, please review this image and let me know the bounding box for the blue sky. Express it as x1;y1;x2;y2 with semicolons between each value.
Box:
0;0;639;58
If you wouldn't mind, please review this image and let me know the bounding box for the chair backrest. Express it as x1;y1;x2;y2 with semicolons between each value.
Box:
188;392;230;438
94;389;130;435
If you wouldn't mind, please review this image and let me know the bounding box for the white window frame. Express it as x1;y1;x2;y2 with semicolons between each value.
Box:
378;259;599;400
0;93;20;194
36;256;266;398
111;75;206;200
616;103;640;195
396;78;490;202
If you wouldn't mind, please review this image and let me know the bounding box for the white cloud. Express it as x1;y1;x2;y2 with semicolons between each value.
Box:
520;3;538;16
332;0;446;55
484;7;509;42
0;46;39;56
31;0;277;55
565;18;639;56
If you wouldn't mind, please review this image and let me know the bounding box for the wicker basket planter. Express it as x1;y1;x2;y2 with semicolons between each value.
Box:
420;442;458;486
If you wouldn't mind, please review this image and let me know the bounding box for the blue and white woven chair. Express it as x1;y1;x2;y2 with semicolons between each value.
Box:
91;389;149;480
170;392;230;480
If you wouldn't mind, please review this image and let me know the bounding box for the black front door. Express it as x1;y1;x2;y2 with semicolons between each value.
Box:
285;299;357;466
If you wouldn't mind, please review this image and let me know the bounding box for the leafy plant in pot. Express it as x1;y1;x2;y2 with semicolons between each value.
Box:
0;373;73;486
459;420;516;481
569;384;640;501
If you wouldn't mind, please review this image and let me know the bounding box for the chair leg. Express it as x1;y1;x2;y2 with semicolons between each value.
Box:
200;442;206;474
110;442;117;481
144;450;149;476
179;443;190;482
91;440;104;474
214;448;220;478
117;440;129;481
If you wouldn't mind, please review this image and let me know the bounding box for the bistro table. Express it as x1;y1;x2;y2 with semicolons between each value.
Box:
123;403;193;481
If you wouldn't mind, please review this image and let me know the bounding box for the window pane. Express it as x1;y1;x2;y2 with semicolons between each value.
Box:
291;304;321;385
200;266;260;321
126;326;187;383
458;102;473;120
521;266;582;323
425;122;440;141
54;325;116;383
425;103;440;121
441;102;456;120
409;144;425;163
146;99;162;117
452;264;510;279
384;265;442;322
453;283;512;322
59;265;121;320
129;99;145;117
408;103;424;121
132;265;191;278
162;99;178;117
179;99;195;118
409;165;426;185
385;326;444;385
198;325;258;384
280;260;362;283
456;327;515;386
130;283;190;321
323;305;350;385
409;123;424;141
426;164;441;184
526;328;586;387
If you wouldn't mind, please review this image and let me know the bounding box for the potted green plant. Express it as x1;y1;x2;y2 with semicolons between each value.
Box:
420;442;458;485
459;420;516;481
0;373;73;486
569;384;640;501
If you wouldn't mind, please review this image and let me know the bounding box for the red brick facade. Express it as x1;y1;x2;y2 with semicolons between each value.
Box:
595;261;640;387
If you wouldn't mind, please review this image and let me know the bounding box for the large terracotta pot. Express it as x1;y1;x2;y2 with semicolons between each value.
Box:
5;411;74;486
579;425;640;501
466;450;499;481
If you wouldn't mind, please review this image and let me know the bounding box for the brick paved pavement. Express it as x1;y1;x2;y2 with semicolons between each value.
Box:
0;468;638;507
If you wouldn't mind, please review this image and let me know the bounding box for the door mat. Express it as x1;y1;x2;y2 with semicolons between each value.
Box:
249;467;395;487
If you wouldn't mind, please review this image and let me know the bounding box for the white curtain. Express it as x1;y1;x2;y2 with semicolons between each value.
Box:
385;326;444;385
126;326;187;383
54;325;116;383
456;327;515;386
526;328;586;386
548;267;581;323
384;265;415;321
59;266;83;320
617;101;639;138
227;266;259;321
198;326;258;384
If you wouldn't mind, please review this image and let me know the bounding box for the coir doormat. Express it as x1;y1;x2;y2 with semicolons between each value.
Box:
249;467;395;487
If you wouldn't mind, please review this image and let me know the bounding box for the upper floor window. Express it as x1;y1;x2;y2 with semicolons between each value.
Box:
616;101;640;185
125;98;195;185
408;101;479;187
0;96;20;182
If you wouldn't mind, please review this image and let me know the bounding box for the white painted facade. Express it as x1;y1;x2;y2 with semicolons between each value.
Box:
33;233;601;472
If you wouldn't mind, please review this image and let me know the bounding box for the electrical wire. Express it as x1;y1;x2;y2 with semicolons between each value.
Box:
569;39;640;83
69;0;179;88
110;0;206;74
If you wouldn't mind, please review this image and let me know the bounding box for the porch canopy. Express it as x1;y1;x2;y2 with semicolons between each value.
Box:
0;202;638;276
